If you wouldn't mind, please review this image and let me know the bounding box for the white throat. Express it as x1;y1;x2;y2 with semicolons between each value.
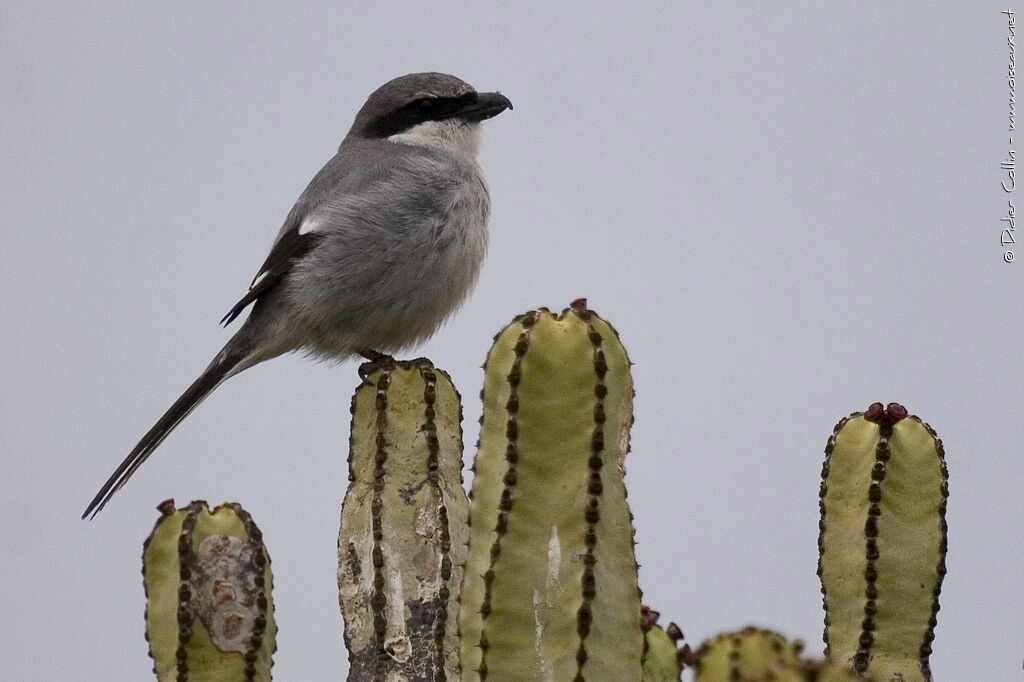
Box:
387;119;481;156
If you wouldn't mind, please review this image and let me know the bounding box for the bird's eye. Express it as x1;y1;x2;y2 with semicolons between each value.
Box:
416;98;437;114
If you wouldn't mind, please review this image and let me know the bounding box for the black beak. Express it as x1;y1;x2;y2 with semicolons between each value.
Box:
461;91;513;122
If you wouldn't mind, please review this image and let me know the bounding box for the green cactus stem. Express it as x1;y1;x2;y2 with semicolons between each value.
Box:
142;500;275;682
641;606;688;682
338;359;469;682
769;658;871;681
692;626;803;681
817;402;948;682
460;300;643;681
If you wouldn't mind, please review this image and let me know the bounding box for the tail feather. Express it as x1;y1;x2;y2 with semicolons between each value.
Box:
83;342;250;519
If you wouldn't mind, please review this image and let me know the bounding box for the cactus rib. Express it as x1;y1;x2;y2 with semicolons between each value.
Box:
475;308;535;680
369;371;391;677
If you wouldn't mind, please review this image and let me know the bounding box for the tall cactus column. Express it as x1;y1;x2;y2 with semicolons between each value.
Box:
338;360;469;682
818;402;948;682
460;300;643;681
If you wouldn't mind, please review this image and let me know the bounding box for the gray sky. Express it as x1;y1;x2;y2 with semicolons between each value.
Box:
2;3;1021;680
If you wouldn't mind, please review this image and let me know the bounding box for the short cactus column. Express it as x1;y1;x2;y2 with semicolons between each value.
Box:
641;606;688;682
692;626;803;681
460;300;644;681
143;500;275;682
338;360;469;681
817;402;948;682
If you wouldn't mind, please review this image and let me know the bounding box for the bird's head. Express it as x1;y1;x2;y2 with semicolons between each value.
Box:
350;72;512;154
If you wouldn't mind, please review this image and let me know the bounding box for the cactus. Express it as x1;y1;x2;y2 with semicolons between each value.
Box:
127;304;956;682
692;626;803;681
459;300;644;681
641;606;689;682
768;658;871;681
338;359;469;681
142;499;275;682
817;402;948;682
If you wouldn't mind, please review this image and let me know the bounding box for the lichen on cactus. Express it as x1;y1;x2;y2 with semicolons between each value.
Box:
338;359;469;682
459;299;643;681
142;499;275;682
817;402;948;682
692;626;803;681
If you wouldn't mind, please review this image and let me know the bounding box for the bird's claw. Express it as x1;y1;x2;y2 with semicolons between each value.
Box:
357;349;396;382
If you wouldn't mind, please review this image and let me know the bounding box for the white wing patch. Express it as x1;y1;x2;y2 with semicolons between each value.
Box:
297;216;323;236
250;270;269;290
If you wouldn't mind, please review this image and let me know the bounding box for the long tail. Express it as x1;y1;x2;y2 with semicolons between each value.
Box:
83;337;254;519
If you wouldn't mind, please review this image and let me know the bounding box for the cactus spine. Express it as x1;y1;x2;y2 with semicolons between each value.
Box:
338;360;469;681
459;300;643;681
818;402;948;682
142;500;275;682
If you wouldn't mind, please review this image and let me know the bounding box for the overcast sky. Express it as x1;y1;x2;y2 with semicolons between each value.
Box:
2;3;1021;680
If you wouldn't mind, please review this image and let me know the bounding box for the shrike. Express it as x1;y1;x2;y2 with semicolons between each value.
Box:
84;72;511;518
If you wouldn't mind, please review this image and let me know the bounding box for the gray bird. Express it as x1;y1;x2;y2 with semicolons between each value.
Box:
84;72;511;518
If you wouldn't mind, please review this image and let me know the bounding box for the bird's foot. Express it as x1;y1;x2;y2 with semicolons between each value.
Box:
357;349;397;382
358;349;393;363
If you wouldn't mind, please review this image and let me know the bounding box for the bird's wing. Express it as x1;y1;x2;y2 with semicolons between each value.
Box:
220;212;319;326
220;140;439;326
219;147;366;326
